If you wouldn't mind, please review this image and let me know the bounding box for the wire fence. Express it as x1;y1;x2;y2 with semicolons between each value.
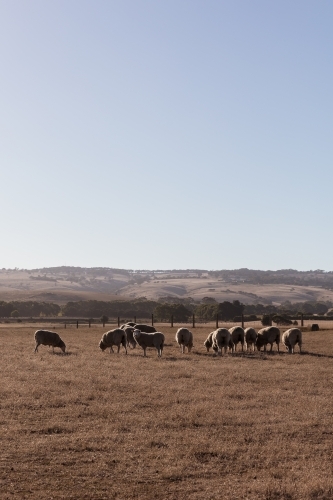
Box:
2;315;333;330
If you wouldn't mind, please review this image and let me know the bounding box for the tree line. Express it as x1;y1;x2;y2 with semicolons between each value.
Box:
1;298;332;321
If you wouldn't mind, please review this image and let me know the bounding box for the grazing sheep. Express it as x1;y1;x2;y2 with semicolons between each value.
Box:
133;324;157;333
256;327;280;353
229;326;245;352
245;327;257;351
175;328;193;353
123;326;136;349
99;328;127;354
133;329;164;357
282;328;302;354
204;332;214;352
34;330;66;354
212;328;231;356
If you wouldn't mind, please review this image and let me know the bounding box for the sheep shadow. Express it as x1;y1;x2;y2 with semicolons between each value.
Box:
300;350;333;359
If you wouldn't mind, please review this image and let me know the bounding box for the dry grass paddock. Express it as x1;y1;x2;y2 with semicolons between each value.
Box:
1;325;333;500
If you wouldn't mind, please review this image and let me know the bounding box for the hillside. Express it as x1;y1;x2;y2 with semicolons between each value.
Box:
1;267;333;305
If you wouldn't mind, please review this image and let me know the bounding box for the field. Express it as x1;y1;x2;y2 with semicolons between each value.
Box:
1;325;333;500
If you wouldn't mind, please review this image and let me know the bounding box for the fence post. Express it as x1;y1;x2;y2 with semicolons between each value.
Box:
117;316;120;327
76;320;79;329
89;320;91;328
152;313;154;326
301;314;304;327
65;323;66;329
192;314;195;328
171;315;173;328
241;314;244;329
216;314;219;329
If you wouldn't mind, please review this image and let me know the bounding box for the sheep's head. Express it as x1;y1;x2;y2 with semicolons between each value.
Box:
58;340;66;353
204;337;213;352
255;336;264;348
99;340;107;351
133;329;141;339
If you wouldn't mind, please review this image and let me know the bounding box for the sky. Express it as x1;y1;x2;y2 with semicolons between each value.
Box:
1;0;332;271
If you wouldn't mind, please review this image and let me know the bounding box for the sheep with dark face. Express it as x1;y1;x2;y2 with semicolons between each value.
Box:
282;328;302;354
99;329;127;354
256;327;280;353
175;328;193;353
229;326;245;352
211;328;230;356
133;329;164;357
34;330;66;353
245;327;257;351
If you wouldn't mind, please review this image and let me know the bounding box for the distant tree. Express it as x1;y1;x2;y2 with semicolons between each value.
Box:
10;310;19;318
154;303;191;322
261;315;272;326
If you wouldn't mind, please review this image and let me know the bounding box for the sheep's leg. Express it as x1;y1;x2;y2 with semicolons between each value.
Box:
117;345;120;354
143;347;146;357
110;346;115;354
34;343;39;353
241;343;244;352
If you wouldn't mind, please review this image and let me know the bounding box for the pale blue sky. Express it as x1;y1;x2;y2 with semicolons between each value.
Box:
1;1;332;271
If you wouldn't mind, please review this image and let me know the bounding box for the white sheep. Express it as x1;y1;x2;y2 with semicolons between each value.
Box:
282;328;302;354
256;327;280;353
34;330;66;353
99;328;127;354
229;326;245;352
133;329;164;357
211;328;231;356
244;327;257;351
175;328;193;353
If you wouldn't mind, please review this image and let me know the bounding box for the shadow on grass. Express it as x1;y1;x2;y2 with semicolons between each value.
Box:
300;350;333;359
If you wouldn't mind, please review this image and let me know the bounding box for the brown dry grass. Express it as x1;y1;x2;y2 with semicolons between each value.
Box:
1;325;333;500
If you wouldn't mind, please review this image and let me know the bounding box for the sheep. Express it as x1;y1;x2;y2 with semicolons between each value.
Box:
282;328;302;354
123;326;136;349
245;327;257;352
229;326;245;352
99;328;127;354
133;329;164;357
120;322;136;328
211;328;231;356
34;330;66;354
175;328;193;353
256;327;280;353
204;332;214;352
133;324;157;333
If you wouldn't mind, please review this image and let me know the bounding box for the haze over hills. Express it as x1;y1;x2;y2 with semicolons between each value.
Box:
1;267;333;306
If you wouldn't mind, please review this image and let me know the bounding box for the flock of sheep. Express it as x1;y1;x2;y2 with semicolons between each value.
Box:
34;323;302;357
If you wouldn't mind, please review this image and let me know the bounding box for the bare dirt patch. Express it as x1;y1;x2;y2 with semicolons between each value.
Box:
1;325;333;499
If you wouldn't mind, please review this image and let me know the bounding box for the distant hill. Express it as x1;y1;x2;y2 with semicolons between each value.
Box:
1;267;333;305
